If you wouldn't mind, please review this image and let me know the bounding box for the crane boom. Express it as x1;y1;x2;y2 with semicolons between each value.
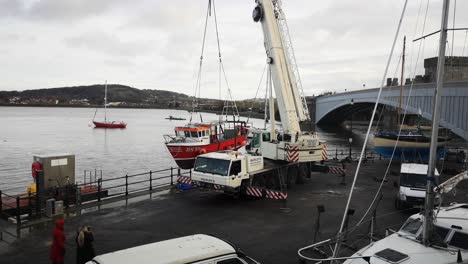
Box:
253;0;305;135
251;0;324;163
274;0;310;121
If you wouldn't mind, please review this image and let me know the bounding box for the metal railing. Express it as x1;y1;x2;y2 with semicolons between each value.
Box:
0;167;190;232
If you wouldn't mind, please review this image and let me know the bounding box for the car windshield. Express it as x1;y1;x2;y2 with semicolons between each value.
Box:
400;173;426;188
194;157;230;176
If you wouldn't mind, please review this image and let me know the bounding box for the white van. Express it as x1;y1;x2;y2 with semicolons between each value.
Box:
395;163;439;209
86;234;259;264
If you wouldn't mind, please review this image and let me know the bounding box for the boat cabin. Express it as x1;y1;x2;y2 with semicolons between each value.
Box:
174;126;211;139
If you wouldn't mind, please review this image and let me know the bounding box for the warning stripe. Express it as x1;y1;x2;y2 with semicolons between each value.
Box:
246;186;263;197
177;176;193;185
329;166;345;175
265;189;288;200
287;145;299;163
213;184;223;190
322;144;328;161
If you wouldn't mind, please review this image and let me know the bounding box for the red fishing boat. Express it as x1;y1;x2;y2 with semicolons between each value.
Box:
164;121;248;169
92;81;127;129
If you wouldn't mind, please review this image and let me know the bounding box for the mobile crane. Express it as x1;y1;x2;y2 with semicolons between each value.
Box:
180;0;330;198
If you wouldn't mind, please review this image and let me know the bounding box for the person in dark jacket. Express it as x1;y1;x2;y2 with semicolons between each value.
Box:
76;225;96;264
50;219;66;264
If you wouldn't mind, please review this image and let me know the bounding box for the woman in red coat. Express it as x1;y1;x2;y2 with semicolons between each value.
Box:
50;219;66;264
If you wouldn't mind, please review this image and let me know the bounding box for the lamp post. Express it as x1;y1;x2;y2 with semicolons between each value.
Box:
348;99;354;160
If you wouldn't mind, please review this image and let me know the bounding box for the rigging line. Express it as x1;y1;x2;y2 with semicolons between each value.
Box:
356;1;431;228
220;62;239;117
372;50;403;134
331;0;409;259
247;63;268;123
462;30;468;57
450;0;456;59
191;0;212;121
408;0;425;74
92;106;98;121
212;0;222;101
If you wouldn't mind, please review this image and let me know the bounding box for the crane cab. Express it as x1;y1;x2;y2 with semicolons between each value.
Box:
249;129;324;163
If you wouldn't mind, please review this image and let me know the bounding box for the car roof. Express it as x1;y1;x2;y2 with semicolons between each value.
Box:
91;234;236;264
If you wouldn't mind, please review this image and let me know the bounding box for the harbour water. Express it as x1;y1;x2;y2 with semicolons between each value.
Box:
0;106;376;194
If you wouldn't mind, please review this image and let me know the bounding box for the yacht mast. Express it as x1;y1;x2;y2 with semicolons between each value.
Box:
104;80;108;123
398;36;406;126
423;0;450;246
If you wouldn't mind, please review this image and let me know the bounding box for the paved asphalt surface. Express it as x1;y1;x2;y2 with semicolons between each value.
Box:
1;160;467;264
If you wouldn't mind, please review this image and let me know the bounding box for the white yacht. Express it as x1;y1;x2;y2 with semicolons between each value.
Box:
344;203;468;263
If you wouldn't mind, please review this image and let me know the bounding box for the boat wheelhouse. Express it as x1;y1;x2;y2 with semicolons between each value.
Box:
164;121;248;169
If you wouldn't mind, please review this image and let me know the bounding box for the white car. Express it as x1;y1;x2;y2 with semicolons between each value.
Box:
86;234;259;264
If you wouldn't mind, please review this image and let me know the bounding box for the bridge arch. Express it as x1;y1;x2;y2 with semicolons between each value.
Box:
314;81;468;140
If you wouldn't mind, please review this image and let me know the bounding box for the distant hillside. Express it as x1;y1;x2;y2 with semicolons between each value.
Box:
0;84;265;113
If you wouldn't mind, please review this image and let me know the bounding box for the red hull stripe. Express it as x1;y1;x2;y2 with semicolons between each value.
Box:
93;121;127;128
166;135;248;160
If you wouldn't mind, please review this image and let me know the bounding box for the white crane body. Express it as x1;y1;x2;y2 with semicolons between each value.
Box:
252;0;324;163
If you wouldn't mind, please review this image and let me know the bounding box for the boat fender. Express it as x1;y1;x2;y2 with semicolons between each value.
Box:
31;162;42;180
199;148;207;154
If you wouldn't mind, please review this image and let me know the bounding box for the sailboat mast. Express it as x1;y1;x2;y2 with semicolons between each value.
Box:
104;80;108;123
423;0;450;246
398;36;406;126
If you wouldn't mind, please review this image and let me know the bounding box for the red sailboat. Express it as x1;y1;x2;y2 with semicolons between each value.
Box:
92;81;127;129
164;121;248;169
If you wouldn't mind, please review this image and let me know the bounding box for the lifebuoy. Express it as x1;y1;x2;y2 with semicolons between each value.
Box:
31;162;42;180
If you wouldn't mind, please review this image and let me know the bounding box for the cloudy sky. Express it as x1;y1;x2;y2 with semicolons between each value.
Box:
1;0;467;99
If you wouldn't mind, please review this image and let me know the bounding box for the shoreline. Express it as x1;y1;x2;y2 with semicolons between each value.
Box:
0;104;266;119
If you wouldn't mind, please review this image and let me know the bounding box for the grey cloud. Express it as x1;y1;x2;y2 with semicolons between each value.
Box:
64;31;152;57
0;0;24;16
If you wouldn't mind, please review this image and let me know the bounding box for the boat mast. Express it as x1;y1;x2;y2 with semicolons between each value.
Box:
398;36;406;126
423;0;450;246
104;80;108;123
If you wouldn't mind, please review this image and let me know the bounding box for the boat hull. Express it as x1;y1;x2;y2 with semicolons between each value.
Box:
373;136;446;161
93;121;127;129
166;135;248;169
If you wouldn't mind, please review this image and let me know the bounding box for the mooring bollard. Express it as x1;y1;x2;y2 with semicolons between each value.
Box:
97;178;102;203
149;171;153;191
125;174;129;196
16;196;21;227
313;205;325;243
170;167;174;186
28;192;32;218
